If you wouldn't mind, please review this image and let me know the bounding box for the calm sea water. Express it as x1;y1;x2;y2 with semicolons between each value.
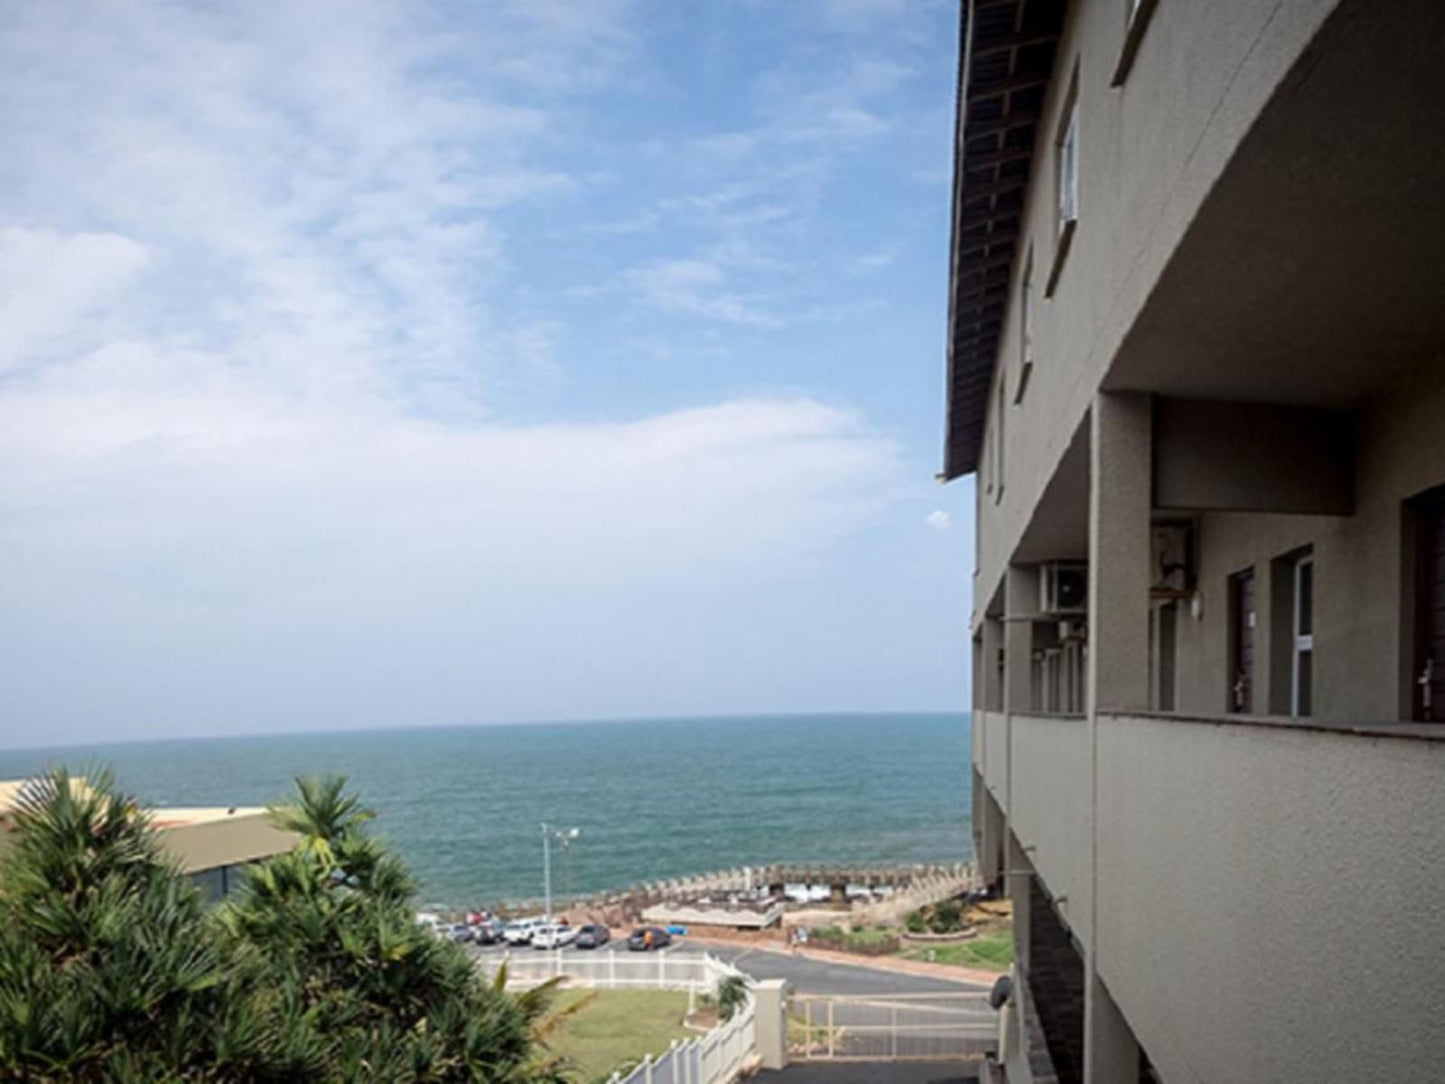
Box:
0;713;972;908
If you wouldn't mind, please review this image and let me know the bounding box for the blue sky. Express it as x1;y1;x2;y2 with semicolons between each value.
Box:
0;0;976;747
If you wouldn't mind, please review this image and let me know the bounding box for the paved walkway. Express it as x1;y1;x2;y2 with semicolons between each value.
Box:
758;1062;979;1082
694;936;1005;988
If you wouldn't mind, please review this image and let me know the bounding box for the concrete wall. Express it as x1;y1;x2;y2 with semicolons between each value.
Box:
982;709;1010;811
1171;364;1445;722
1153;400;1354;516
975;709;1445;1081
160;814;296;875
1007;715;1092;945
1094;712;1445;1082
972;0;1337;631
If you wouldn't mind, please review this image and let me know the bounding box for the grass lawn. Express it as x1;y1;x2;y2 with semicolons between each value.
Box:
547;989;693;1083
899;930;1013;971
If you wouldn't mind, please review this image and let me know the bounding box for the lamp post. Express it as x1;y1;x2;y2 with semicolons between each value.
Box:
542;823;580;924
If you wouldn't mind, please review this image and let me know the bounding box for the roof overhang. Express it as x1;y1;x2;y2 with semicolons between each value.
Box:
942;0;1068;480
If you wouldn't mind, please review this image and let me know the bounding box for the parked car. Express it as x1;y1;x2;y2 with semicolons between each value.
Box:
531;924;579;950
574;924;611;949
471;917;506;945
448;923;473;943
502;917;547;945
627;926;672;951
415;912;446;937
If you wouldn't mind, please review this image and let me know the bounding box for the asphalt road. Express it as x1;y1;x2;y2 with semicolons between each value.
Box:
704;944;991;997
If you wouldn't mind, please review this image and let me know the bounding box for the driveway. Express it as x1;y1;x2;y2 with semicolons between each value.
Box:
706;944;991;997
757;1063;979;1083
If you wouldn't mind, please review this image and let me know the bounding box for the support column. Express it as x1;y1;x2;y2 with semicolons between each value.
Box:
753;979;790;1070
1085;974;1140;1083
1084;392;1150;1084
981;615;1005;712
1088;392;1153;715
1005;565;1037;715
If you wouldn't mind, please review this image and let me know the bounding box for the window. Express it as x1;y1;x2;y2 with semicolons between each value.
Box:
1058;103;1079;231
1228;568;1256;713
1291;553;1314;716
1045;69;1080;297
994;380;1006;502
1016;247;1034;402
1113;0;1159;87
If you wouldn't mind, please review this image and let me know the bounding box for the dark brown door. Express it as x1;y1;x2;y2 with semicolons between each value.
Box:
1228;569;1255;713
1416;490;1445;721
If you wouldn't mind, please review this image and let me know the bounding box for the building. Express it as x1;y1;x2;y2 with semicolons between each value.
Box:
944;1;1445;1081
0;780;296;901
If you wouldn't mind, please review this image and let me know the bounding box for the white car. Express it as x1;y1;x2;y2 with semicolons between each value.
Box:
502;917;547;945
415;912;447;938
531;924;578;950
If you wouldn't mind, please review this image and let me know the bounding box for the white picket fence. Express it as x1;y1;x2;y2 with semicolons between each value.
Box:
485;947;727;993
479;950;756;1084
608;998;755;1084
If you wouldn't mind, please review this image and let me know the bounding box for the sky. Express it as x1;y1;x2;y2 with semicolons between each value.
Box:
0;0;976;748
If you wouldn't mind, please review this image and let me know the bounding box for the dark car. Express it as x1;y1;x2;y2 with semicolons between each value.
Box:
627;926;672;951
471;918;506;945
574;924;611;949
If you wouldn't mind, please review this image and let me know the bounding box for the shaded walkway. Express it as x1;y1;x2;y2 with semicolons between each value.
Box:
758;1063;979;1083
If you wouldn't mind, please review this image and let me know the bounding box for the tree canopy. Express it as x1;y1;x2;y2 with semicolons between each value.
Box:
0;769;569;1083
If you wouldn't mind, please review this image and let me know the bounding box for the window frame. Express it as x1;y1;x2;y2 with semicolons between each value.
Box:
1044;67;1080;298
1291;552;1314;716
994;378;1006;503
1016;245;1035;403
1112;0;1159;87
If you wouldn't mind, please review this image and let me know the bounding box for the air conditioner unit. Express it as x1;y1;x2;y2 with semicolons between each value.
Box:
1039;562;1087;615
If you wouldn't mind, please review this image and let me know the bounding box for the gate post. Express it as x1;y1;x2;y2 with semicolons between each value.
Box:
753;979;789;1070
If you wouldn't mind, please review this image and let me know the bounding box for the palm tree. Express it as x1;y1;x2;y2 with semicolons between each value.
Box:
0;768;269;1081
0;769;575;1082
222;774;557;1081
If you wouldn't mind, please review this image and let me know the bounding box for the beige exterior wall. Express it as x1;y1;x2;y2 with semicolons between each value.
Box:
0;804;293;877
1168;364;1445;722
959;3;1445;1079
159;813;296;875
973;0;1337;630
1005;713;1091;943
1094;713;1445;1082
975;709;1445;1081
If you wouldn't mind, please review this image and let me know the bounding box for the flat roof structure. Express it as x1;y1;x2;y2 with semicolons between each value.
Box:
0;779;294;876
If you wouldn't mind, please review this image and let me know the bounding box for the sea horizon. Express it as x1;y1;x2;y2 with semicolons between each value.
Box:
0;707;968;756
0;711;974;907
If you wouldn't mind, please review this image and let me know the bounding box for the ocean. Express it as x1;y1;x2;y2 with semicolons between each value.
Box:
0;713;973;908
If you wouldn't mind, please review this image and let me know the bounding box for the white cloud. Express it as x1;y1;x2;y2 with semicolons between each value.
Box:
0;1;964;740
624;259;783;328
924;509;951;531
0;229;151;371
846;243;900;276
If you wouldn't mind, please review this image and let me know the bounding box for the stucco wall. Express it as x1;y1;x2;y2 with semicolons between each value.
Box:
1007;714;1092;944
160;814;296;874
982;709;1010;811
972;0;1337;630
1094;712;1445;1082
1171;364;1445;722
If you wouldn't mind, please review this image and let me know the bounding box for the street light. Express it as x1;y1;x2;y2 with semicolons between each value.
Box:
542;823;580;924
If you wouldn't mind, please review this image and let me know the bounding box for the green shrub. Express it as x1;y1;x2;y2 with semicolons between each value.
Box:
930;899;965;933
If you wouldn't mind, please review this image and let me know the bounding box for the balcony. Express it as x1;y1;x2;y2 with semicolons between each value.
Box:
973;706;1445;1081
